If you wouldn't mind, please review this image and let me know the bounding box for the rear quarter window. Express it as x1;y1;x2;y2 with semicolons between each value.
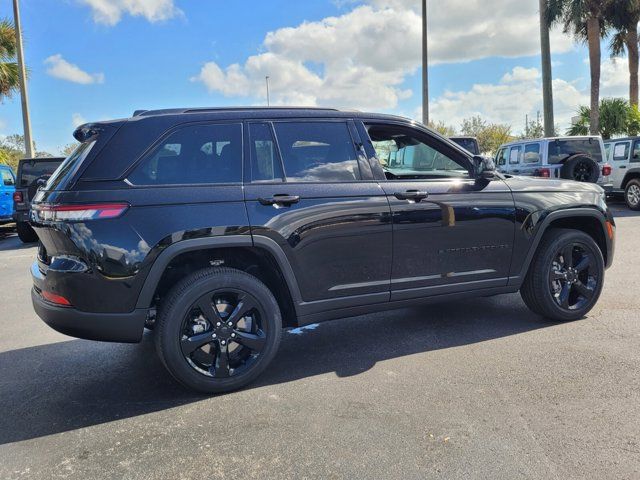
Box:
128;123;242;185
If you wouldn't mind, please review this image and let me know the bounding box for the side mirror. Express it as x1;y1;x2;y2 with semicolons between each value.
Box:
473;155;496;179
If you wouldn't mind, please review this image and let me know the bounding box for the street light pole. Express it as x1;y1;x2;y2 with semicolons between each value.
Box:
265;76;270;106
539;0;555;137
12;0;35;158
421;0;429;126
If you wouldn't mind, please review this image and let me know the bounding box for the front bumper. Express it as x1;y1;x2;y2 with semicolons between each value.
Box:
31;287;147;343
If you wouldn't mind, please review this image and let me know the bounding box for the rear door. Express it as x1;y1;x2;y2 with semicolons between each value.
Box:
359;120;515;301
244;119;392;314
0;167;15;220
519;142;543;177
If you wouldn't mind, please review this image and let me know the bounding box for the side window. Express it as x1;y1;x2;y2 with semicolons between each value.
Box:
273;122;360;182
1;169;15;186
523;143;541;164
509;146;522;164
366;123;470;180
128;123;242;185
496;148;508;167
631;141;640;163
613;142;630;161
249;123;284;183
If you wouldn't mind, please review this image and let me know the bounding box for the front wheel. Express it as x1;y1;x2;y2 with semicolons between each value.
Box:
155;267;282;393
625;179;640;210
520;229;605;322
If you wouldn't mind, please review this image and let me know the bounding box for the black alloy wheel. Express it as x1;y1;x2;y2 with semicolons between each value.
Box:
180;289;266;378
549;242;598;311
572;160;595;182
156;268;282;393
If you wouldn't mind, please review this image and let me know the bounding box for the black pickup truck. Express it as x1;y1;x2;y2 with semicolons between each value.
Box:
29;108;615;393
13;157;64;242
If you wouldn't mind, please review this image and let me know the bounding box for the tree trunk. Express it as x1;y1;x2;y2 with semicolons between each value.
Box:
587;16;601;135
627;28;639;107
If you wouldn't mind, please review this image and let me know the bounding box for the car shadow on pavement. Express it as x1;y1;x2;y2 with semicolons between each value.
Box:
0;234;35;252
0;294;559;445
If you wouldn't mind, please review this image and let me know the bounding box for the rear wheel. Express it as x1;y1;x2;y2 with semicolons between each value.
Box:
16;221;38;243
625;179;640;210
155;267;282;393
521;229;604;321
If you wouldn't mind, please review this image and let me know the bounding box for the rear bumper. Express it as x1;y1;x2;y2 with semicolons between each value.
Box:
31;287;147;343
12;210;29;223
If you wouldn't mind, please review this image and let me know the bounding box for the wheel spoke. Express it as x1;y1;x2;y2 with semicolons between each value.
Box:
234;330;266;352
561;245;574;268
197;294;222;323
212;342;230;378
181;331;214;356
558;283;571;309
574;254;591;272
550;269;565;281
574;281;594;299
227;294;258;326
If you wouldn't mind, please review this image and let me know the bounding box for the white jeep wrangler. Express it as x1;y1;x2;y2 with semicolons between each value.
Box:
604;137;640;210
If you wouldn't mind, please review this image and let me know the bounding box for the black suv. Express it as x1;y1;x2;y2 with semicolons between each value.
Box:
30;108;615;393
13;157;65;242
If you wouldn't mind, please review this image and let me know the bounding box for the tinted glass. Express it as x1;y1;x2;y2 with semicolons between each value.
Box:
129;123;242;185
249;123;283;182
367;124;469;179
274;122;359;182
451;138;479;155
19;160;63;187
45;142;94;191
1;169;14;186
548;138;603;164
496;148;508;166
523;143;541;163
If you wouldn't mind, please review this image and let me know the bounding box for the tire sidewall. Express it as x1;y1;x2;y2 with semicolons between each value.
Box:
157;269;282;393
561;155;599;183
625;180;640;210
537;231;605;321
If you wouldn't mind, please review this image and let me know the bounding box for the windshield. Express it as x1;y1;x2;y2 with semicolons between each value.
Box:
45;141;95;191
18;160;62;187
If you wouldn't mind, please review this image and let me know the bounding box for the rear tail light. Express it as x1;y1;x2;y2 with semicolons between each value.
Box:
602;164;612;176
13;191;23;203
33;203;129;222
536;168;551;178
41;290;72;306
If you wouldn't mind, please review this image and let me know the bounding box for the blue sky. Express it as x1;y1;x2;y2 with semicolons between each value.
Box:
0;0;629;154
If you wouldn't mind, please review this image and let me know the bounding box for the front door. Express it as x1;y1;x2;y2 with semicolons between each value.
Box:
244;119;393;314
359;121;516;301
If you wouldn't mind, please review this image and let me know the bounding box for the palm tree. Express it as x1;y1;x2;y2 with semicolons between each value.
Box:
567;97;629;139
606;0;640;106
0;18;19;100
546;0;611;135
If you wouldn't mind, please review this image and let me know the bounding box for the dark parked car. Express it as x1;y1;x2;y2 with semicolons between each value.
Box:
30;108;615;393
13;157;64;242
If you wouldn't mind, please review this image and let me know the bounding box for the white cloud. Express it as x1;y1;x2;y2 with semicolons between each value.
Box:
72;113;87;128
191;0;574;111
45;54;105;85
78;0;181;26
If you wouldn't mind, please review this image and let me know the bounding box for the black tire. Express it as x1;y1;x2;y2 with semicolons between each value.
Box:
521;228;604;322
624;179;640;210
560;155;600;183
155;267;282;394
16;221;38;243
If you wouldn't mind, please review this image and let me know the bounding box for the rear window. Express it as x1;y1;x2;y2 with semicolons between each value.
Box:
128;123;242;185
45;142;95;191
19;160;63;188
548;138;603;164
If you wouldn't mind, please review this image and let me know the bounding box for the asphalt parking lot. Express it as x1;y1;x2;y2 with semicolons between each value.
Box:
1;202;639;480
